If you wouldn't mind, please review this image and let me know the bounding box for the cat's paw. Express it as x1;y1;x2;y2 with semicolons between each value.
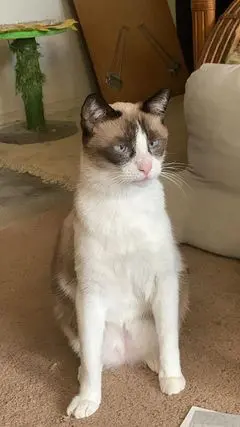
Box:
159;375;186;395
67;395;100;419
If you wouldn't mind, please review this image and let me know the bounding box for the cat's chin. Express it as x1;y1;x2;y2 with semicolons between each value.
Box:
133;176;157;186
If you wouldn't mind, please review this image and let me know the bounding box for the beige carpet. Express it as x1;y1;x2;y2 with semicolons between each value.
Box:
0;96;187;191
0;134;80;191
0;208;239;427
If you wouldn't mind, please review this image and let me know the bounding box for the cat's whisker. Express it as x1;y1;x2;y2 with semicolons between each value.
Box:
163;167;185;173
163;162;187;172
161;172;188;196
162;165;192;193
163;171;188;189
161;172;181;188
111;175;126;185
172;174;192;193
162;167;185;173
165;158;187;164
164;176;185;194
165;162;186;167
164;160;187;166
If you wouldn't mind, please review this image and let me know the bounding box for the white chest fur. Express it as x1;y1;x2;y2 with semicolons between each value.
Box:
74;180;179;325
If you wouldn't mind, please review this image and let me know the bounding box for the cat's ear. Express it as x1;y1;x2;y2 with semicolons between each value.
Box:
141;89;171;120
81;93;121;135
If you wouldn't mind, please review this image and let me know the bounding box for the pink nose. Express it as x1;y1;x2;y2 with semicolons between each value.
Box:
137;158;152;175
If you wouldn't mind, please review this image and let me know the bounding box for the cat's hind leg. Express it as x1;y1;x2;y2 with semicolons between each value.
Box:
53;294;80;356
145;356;159;374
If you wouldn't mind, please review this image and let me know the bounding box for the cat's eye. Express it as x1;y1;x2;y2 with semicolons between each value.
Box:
114;143;127;153
149;140;159;149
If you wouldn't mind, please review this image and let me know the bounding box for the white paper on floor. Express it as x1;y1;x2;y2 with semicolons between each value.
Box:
180;406;240;427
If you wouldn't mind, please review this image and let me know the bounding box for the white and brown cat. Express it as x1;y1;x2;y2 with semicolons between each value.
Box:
52;89;189;419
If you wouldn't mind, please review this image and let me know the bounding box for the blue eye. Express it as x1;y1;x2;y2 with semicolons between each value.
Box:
114;144;127;153
149;140;159;149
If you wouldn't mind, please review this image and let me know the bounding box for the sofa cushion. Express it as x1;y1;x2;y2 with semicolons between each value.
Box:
165;64;240;258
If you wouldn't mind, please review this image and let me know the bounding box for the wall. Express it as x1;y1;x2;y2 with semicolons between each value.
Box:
0;0;95;124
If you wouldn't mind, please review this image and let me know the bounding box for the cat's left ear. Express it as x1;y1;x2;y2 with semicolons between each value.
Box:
141;89;171;120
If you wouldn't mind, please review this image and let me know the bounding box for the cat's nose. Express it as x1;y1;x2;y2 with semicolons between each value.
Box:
137;158;152;175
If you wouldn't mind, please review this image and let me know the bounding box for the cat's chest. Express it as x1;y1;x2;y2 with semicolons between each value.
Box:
104;259;154;324
81;188;166;251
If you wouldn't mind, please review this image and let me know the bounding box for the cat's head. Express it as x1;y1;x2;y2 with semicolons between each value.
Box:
80;89;170;185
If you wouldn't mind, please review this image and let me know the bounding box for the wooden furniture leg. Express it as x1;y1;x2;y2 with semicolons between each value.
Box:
191;0;216;68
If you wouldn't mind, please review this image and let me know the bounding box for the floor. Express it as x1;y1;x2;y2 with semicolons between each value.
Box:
0;106;78;229
1;211;239;426
0;168;72;228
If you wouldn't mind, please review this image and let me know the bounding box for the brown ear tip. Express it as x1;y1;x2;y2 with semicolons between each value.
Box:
141;88;171;117
158;88;172;99
86;92;98;99
82;92;100;107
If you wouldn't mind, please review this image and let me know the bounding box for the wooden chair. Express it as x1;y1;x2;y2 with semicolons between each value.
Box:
191;0;240;68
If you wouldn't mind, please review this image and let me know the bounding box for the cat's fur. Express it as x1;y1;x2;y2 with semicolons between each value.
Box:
52;90;189;419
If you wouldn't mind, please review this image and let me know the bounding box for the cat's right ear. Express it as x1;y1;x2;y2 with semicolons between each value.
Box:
81;93;121;138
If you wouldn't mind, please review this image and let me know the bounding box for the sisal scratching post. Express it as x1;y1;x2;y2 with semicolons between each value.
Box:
0;20;78;141
10;38;46;131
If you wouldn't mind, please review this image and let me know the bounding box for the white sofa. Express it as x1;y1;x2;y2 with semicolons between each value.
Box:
165;64;240;259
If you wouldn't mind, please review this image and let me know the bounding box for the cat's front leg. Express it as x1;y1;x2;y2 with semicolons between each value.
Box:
152;272;186;396
67;289;106;419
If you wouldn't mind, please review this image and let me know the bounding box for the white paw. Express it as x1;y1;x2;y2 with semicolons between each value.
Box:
159;375;186;395
67;395;100;419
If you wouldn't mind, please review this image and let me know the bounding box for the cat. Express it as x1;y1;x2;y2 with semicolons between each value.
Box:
52;89;189;419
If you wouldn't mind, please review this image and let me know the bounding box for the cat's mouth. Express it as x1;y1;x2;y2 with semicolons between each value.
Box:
133;174;154;184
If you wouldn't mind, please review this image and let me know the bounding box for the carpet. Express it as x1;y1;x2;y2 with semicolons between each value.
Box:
0;134;80;191
0;208;239;427
0;96;187;191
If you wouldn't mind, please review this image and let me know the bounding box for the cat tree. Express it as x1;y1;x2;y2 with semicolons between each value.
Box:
0;19;78;143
